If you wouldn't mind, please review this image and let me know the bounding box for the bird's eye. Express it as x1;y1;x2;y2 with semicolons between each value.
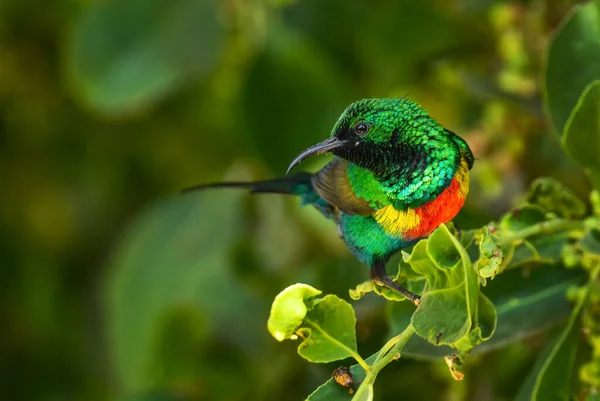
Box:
354;122;369;136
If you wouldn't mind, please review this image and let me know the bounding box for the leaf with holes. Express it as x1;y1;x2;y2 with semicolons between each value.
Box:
268;284;359;363
407;224;497;357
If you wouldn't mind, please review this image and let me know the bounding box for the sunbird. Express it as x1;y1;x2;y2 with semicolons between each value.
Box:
184;98;474;305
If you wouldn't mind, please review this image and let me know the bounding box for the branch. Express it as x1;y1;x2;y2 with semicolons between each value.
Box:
351;324;415;401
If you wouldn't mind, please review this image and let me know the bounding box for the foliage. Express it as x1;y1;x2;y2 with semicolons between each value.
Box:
263;2;600;398
270;177;598;399
5;0;600;401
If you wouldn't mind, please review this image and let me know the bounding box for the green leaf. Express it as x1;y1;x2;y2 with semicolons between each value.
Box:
509;229;572;268
151;307;207;385
580;358;600;388
477;265;584;355
389;265;585;359
314;261;584;399
307;355;377;401
495;203;575;269
67;0;222;116
267;283;322;341
581;228;600;255
580;270;600;388
407;225;497;356
475;227;503;280
545;1;600;133
299;295;359;362
499;205;547;232
268;286;359;363
514;290;584;401
562;80;600;190
106;191;266;393
526;177;586;219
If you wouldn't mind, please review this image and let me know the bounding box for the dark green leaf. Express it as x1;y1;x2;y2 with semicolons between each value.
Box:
106;191;266;392
545;2;600;133
476;264;584;355
563;80;600;165
562;80;600;190
514;289;584;401
68;0;222;115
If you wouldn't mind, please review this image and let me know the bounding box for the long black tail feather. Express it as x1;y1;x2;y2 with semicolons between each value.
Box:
181;172;313;195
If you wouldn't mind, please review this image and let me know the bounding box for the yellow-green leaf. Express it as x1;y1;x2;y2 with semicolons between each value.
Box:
268;285;360;363
267;283;322;342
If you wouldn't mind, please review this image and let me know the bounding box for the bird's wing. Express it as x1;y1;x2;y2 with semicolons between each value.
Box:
311;158;375;215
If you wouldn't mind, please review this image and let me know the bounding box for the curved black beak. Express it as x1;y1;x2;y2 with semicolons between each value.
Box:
286;137;346;174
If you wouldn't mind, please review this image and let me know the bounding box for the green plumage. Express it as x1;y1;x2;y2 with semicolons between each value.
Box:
186;98;474;304
329;98;471;209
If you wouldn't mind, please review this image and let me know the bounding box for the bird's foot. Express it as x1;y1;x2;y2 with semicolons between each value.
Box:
372;276;421;305
370;261;420;306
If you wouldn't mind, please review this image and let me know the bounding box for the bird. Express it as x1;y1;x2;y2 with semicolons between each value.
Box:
183;98;474;305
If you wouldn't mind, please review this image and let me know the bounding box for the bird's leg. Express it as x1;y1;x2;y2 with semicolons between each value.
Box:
453;221;462;241
370;260;421;306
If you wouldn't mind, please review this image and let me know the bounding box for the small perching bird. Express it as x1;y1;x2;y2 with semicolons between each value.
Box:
184;98;474;305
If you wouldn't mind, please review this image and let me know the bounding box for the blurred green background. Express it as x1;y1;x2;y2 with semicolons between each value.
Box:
1;0;592;400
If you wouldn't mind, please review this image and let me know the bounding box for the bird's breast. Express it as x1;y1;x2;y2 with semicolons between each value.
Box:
373;157;470;239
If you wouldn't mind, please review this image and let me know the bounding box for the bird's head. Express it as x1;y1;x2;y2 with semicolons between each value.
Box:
287;98;446;175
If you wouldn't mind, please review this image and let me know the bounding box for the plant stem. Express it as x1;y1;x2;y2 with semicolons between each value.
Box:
374;333;403;365
499;219;585;245
351;324;415;401
374;323;415;368
352;354;371;373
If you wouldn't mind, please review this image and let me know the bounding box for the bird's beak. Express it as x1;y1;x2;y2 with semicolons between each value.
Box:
286;137;346;174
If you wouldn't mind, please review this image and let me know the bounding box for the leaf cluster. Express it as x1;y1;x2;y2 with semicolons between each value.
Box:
268;175;598;399
265;3;600;398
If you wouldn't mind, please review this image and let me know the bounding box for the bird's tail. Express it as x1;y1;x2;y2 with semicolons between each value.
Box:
182;172;314;196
